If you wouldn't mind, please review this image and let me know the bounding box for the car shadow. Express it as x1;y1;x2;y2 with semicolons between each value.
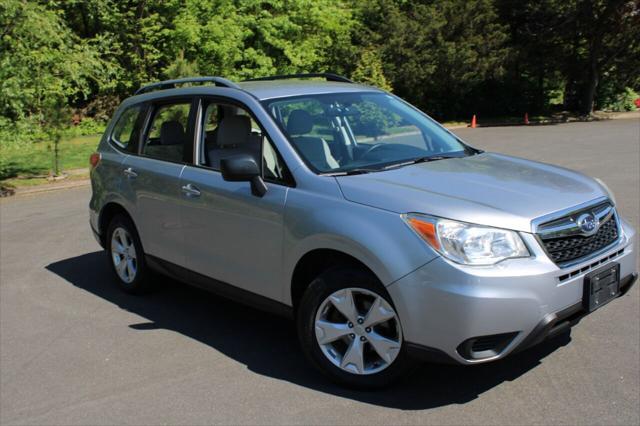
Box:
46;251;572;410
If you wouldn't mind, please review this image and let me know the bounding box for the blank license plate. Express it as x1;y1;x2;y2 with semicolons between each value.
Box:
583;263;620;312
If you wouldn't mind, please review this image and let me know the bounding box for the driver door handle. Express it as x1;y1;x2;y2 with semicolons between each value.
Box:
181;183;201;198
123;167;138;178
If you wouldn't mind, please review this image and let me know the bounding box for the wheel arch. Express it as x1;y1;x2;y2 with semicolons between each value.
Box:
98;202;136;247
289;247;385;314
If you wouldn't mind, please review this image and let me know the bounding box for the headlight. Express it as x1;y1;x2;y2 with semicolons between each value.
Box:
402;213;530;265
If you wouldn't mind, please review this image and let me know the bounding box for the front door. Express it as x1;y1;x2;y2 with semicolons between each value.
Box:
179;99;291;301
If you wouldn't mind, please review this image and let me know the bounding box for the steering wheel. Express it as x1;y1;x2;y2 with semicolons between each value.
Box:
359;143;388;160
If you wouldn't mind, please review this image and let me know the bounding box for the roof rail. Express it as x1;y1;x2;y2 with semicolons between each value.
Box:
244;73;353;84
134;76;240;95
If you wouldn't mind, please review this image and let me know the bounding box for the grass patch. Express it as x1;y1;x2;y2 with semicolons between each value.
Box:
1;134;101;182
1;171;90;189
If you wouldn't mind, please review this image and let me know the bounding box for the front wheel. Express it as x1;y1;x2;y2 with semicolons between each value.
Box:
297;266;412;389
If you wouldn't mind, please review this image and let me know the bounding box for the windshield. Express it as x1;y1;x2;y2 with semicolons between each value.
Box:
262;92;473;174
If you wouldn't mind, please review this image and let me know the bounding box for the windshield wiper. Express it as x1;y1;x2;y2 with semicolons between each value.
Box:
410;154;460;164
381;154;458;170
325;155;460;176
324;167;382;176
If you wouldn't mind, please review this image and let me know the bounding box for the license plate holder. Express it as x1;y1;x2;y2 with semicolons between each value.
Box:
583;263;620;312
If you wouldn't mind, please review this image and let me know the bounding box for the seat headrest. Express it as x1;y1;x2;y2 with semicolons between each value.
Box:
287;110;313;135
217;115;251;147
160;121;185;146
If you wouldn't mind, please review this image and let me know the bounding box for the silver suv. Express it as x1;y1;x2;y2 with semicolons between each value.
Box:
89;74;637;388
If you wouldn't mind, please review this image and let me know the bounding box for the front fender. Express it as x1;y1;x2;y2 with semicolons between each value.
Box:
281;188;438;305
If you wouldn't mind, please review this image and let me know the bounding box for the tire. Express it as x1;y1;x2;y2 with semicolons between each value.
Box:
105;214;150;294
296;266;413;389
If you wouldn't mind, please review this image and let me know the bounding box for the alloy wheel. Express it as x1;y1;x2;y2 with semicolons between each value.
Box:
110;227;137;283
314;287;402;375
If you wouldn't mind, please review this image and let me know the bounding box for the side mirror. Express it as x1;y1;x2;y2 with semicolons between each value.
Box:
220;155;268;197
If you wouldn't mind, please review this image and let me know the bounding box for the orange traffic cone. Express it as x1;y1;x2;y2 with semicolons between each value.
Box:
470;114;477;128
524;112;529;125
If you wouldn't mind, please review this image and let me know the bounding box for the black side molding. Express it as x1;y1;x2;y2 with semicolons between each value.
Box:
405;342;460;365
90;222;104;248
145;255;294;319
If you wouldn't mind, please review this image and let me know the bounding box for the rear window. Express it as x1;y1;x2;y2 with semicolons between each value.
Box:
111;105;144;151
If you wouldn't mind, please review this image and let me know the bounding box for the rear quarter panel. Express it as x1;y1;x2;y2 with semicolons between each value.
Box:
89;111;133;237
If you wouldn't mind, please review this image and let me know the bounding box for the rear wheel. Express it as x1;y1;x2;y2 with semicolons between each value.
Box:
297;266;412;389
105;214;150;294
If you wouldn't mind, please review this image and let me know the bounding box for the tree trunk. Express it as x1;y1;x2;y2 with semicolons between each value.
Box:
581;55;599;115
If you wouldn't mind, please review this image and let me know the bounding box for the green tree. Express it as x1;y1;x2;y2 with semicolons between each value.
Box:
54;0;180;96
167;0;356;80
498;0;640;114
163;50;200;79
0;0;108;175
351;49;393;91
0;0;106;122
356;0;510;119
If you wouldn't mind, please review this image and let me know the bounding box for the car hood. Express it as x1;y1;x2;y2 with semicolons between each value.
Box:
335;153;608;233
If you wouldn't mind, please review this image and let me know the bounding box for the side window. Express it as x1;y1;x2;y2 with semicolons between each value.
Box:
199;101;292;184
111;105;143;152
268;98;342;170
142;103;191;163
199;102;261;171
262;137;291;184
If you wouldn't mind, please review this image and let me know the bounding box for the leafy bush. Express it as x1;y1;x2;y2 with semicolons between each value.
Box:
0;117;47;146
602;88;640;112
66;118;107;138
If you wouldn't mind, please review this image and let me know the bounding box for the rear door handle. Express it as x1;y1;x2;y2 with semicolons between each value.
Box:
123;167;138;178
181;183;201;197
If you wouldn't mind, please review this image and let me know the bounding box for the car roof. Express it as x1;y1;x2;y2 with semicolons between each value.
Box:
237;80;383;100
125;79;384;106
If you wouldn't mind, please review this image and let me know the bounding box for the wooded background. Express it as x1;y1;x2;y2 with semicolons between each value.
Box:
1;0;639;146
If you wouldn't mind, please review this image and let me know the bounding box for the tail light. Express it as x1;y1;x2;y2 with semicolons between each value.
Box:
89;152;101;169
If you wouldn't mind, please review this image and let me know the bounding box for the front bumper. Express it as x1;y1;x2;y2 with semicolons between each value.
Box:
388;218;637;365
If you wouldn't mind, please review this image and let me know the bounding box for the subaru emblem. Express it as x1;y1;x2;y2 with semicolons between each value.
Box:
576;212;599;236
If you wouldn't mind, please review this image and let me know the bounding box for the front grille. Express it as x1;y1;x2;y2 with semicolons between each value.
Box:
541;215;618;264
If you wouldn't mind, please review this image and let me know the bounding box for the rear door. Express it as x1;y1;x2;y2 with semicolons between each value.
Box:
121;98;197;266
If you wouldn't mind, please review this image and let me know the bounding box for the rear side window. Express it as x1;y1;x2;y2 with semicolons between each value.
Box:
142;103;191;163
111;105;144;152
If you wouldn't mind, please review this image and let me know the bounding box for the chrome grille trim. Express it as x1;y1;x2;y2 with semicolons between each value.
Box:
536;203;613;239
532;197;622;268
531;196;610;234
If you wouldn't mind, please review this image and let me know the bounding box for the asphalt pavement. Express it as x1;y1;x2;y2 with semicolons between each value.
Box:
1;118;638;425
